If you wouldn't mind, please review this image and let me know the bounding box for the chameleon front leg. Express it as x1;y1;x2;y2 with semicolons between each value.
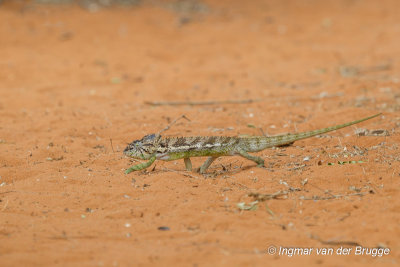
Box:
184;158;192;171
237;149;264;167
125;155;156;174
199;156;218;174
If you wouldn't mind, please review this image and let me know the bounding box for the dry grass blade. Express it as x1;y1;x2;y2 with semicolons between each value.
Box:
248;190;289;201
309;234;361;247
145;99;262;106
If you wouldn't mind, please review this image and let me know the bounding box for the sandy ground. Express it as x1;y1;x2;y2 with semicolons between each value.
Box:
0;0;399;266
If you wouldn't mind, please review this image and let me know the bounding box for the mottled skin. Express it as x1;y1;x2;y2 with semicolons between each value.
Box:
124;113;381;174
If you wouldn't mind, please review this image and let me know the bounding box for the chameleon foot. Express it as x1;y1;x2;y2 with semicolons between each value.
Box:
199;156;218;174
125;156;156;174
184;158;192;171
238;149;264;167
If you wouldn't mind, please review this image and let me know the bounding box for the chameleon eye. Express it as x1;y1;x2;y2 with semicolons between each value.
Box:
142;143;153;147
142;134;156;142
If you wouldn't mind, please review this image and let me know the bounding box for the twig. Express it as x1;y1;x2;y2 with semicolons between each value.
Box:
309;234;361;247
110;138;115;153
162;168;200;179
286;164;306;171
248;190;289;201
300;192;365;200
159;115;191;135
145;99;262;106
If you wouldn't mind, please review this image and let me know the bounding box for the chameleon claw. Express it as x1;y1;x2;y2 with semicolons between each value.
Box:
199;156;218;174
256;162;265;167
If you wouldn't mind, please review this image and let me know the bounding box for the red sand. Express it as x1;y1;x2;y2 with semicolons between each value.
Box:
0;1;399;266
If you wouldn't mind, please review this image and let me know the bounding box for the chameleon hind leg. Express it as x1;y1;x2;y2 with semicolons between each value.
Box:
125;156;156;174
237;149;264;167
198;156;218;174
184;158;192;171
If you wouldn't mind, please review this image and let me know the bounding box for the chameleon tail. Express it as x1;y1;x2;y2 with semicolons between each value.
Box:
258;113;382;149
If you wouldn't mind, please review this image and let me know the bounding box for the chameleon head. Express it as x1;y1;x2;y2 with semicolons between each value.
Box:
123;134;161;160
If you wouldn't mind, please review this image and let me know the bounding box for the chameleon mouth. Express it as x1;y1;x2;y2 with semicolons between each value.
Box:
123;145;132;155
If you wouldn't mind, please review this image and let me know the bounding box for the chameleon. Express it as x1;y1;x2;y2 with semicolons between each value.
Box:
123;113;381;174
